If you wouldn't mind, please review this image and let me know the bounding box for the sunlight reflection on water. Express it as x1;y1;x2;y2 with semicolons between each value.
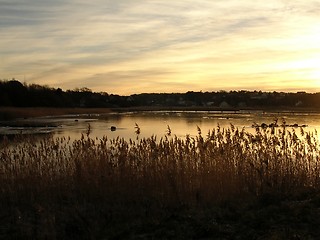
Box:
1;111;320;141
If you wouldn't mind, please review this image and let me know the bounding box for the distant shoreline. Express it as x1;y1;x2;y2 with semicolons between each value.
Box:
112;106;320;114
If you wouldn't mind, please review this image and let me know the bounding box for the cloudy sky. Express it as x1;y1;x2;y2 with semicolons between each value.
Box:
1;0;320;94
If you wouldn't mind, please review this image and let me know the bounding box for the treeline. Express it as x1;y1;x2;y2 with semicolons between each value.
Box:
0;80;114;108
1;79;320;109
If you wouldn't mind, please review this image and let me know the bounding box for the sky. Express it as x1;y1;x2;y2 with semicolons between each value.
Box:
1;0;320;95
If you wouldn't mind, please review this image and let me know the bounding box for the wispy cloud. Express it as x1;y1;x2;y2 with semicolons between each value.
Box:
1;0;320;94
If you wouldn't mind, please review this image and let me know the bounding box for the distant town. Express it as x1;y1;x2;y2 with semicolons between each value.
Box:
1;79;320;111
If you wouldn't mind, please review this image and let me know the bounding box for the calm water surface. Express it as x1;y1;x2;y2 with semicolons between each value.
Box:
2;111;320;140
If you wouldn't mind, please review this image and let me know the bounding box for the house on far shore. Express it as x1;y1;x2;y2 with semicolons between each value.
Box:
295;101;303;107
238;102;247;108
219;101;231;108
206;101;215;107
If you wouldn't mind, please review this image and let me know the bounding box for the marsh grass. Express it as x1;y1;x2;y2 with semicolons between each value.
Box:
1;124;320;239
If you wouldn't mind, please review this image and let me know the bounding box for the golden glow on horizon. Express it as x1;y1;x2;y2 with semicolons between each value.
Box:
309;69;320;89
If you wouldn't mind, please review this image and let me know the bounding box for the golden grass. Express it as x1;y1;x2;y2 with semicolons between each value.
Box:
1;124;320;238
1;125;320;204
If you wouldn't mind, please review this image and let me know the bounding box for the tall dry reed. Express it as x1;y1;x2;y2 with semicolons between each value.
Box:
1;124;320;208
2;124;320;238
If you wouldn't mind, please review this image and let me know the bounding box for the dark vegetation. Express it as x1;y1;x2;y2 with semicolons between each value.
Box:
1;79;320;110
1;125;320;239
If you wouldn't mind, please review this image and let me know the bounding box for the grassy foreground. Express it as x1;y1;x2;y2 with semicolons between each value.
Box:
1;125;320;239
